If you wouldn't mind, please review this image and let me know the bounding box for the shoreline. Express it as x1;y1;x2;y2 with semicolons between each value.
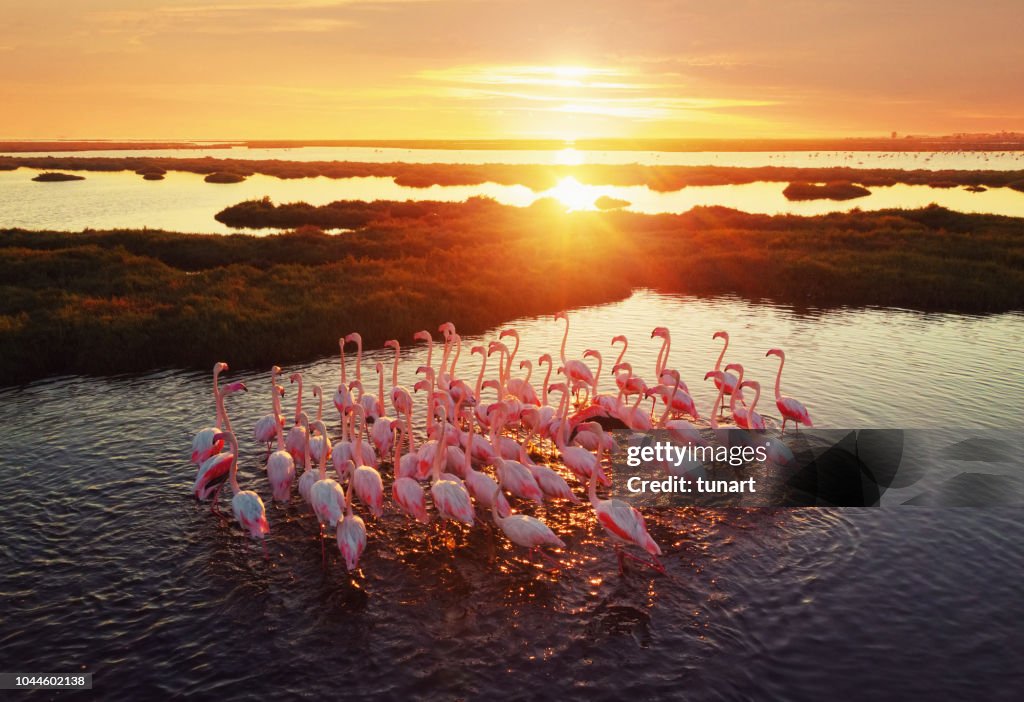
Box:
2;202;1021;385
3;155;1024;192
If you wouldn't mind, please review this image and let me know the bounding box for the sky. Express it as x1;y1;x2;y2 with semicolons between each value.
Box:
2;0;1023;140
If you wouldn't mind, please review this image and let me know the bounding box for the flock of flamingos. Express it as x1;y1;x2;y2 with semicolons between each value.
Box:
189;311;813;575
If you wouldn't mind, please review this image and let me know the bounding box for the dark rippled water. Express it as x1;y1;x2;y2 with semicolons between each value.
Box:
2;292;1023;700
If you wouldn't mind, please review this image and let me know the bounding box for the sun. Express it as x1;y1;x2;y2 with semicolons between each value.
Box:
545;176;597;211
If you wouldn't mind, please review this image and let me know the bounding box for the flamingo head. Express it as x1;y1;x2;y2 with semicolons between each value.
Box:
276;384;286;397
499;328;519;341
413;379;429;393
612;362;632;375
548;382;569;394
417;365;435;381
554;311;568;323
345;332;361;345
375;361;384;374
651;326;669;340
488;341;508;356
482;379;501;391
384;339;399;351
214;361;229;374
611;334;627;346
662;368;681;383
556;366;565;376
222;381;247;395
583;349;601;361
271;364;281;375
740;380;760;391
289;372;302;384
725;363;744;374
348;379;363;393
705;370;725;382
766;348;785;360
338;336;347;349
312;385;322;398
713;330;729;341
539;353;552;365
471;345;486;356
413;330;431;343
438;322;456;337
519;359;531;370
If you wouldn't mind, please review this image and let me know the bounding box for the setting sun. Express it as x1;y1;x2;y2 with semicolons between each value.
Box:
545;176;598;210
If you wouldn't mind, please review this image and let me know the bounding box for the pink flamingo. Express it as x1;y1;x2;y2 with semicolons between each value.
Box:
488;406;543;504
507;359;541;406
336;467;367;572
647;379;700;421
711;331;740;405
610;335;629;377
384;339;415;420
252;366;285;449
308;419;345;563
651;327;689;390
587;438;664;575
429;407;475;527
725;363;752;429
656;369;708;447
332;407;357;481
193;381;246;510
391;420;430;523
704;370;738;449
766;349;814;433
285;372;308;464
308;384;332;464
555;311;595;396
333;337;354;419
345;332;380;422
350;405;384;517
370;362;396;455
612;362;649;400
345;381;379;467
191;361;228;464
267;409;298;503
490;486;565;567
297;415;318;505
739;380;767;430
515;438;580;504
225;432;270;555
550;383;610;486
460;417;512;518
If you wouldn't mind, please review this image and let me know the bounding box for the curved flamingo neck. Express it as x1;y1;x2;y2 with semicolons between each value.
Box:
521;361;533;385
212;365;224;428
440;337;452;378
293;378;303;425
313;422;328;479
729;368;745;412
657;335;671;376
540;359;552;405
590;353;603;394
339;341;347;384
377;366;386;413
216;382;231;434
612;339;627;373
559;317;569;365
748;383;761;415
658;376;681;426
228;435;241;494
315;390;323;422
274;418;285;450
473;352;488;399
450;336;462;380
773;354;785;401
391;344;400;387
271;384;282;418
506;331;520;368
301;415;311;473
714;335;728;372
393;424;403;475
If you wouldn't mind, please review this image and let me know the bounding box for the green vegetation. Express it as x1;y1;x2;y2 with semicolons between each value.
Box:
3;154;1024;193
2;201;1022;384
204;172;246;184
783;181;872;201
31;172;85;182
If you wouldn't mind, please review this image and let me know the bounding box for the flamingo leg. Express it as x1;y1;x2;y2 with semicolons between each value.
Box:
532;547;563;573
261;539;269;560
780;418;787;435
319;524;326;570
619;549;666;575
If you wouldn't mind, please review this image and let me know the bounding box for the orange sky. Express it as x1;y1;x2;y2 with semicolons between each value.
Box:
2;0;1022;140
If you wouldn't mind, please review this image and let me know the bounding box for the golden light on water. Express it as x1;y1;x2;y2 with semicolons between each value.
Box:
545;176;598;211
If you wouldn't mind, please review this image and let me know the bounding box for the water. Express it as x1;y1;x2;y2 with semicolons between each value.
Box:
3;167;1024;235
6;144;1024;170
1;291;1022;699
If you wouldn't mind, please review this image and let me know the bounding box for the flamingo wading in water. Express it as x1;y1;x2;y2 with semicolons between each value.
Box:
766;348;813;434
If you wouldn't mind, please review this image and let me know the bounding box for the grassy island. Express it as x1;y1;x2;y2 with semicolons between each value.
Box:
1;201;1022;384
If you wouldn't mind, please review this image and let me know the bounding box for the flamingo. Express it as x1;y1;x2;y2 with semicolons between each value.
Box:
724;363;752;429
370;363;396;456
459;416;512;518
267;409;298;503
428;406;475;527
224;432;270;555
309;419;345;564
308;384;332;464
651;327;689;391
384;339;414;419
612;362;649;401
487;406;543;504
193;381;246;510
346;332;380;422
285;372;308;464
705;370;738;450
647;378;700;422
738;380;767;430
333;337;354;419
507;359;541;406
766;349;814;433
711;331;740;407
252;366;285;449
332;406;357;481
297;414;317;504
656;369;708;447
490;486;565;568
350;405;384;517
586;436;664;575
391;420;430;523
550;384;610;486
515;438;580;504
554;311;594;397
336;466;367;572
191;361;228;464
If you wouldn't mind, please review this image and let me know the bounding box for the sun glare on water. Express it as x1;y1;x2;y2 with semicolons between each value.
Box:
545;176;598;210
